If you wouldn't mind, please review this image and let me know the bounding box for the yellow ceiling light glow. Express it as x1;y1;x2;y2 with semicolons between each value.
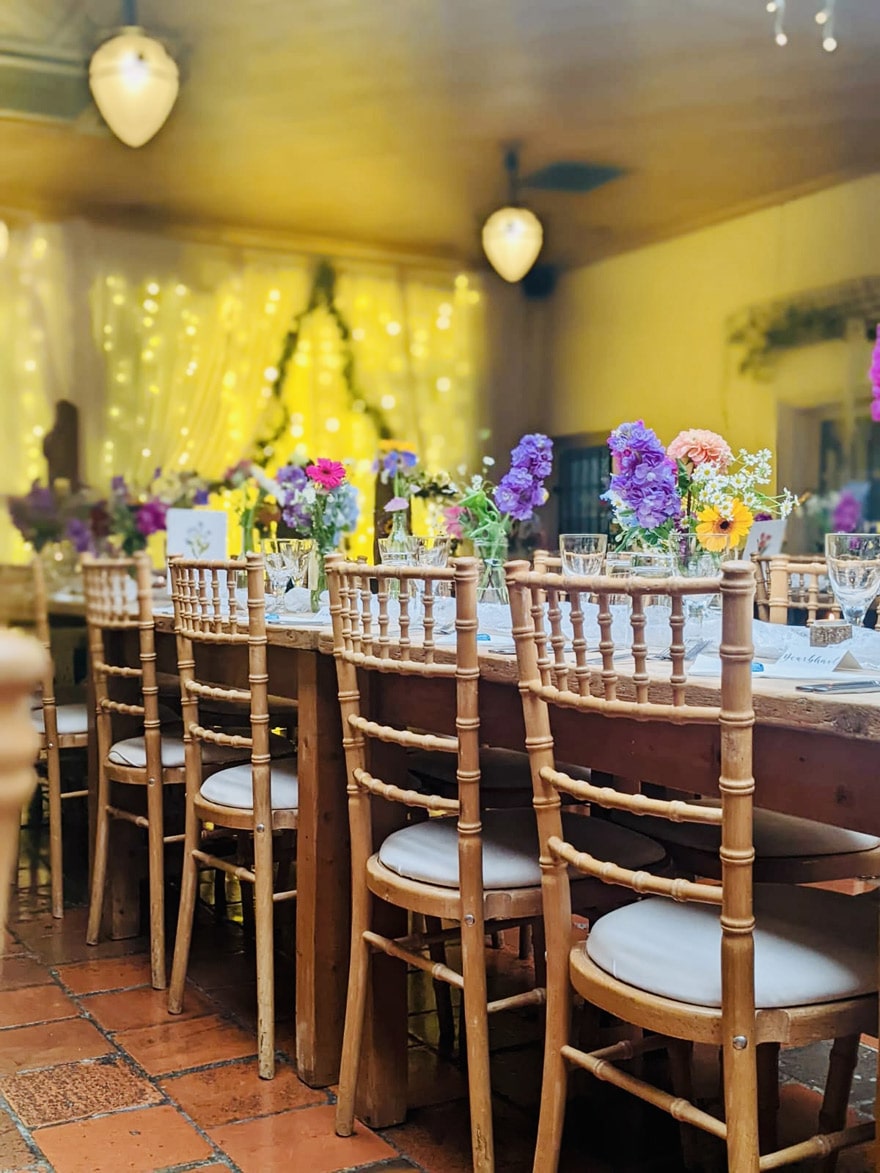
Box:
89;5;180;150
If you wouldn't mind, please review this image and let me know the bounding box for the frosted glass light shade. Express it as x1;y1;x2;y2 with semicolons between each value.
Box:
481;206;543;282
89;29;179;148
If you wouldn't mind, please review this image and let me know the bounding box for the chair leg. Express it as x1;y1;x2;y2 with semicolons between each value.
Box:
518;922;533;961
532;929;570;1173
253;825;276;1080
168;807;200;1015
721;1036;760;1173
756;1042;780;1155
86;773;111;946
335;885;372;1136
668;1040;702;1171
532;918;547;991
145;776;166;990
460;912;494;1172
45;747;63;919
425;914;455;1057
816;1034;861;1173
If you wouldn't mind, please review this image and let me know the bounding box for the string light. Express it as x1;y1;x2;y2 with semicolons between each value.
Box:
768;0;839;50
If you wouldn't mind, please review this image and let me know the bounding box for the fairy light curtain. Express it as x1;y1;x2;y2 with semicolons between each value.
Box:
1;218;484;558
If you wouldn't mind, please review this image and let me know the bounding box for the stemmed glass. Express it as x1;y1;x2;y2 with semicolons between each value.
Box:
670;533;722;634
262;538;312;619
559;534;607;576
825;533;880;628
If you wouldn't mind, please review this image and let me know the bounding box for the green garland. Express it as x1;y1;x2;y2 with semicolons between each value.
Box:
250;259;391;466
727;301;851;380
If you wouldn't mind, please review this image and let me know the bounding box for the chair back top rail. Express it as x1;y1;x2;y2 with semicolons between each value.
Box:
765;554;841;626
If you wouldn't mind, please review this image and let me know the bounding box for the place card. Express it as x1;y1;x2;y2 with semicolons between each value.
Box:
762;643;863;679
166;509;228;560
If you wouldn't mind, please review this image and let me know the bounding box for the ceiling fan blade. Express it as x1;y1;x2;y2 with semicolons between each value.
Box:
521;161;624;194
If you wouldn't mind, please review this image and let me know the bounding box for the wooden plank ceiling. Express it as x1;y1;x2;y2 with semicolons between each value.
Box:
0;0;877;266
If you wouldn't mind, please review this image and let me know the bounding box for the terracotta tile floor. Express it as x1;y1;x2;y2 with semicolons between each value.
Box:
2;821;877;1172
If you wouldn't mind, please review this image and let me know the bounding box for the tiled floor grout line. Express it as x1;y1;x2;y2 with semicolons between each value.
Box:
0;1088;53;1172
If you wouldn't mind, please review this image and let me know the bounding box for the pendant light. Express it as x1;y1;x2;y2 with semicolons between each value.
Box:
481;150;544;283
89;0;179;148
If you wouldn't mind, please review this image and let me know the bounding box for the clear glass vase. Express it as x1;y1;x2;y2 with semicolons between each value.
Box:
474;536;509;605
308;547;328;612
39;541;81;595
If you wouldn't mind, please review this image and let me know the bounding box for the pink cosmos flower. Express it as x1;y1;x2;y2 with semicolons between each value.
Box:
306;459;346;490
666;428;732;470
443;504;465;540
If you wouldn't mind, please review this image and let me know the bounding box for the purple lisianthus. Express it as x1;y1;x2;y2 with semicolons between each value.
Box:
494;468;545;522
282;500;312;532
193;488;210;506
832;490;862;533
510;433;553;479
65;517;94;554
111;475;128;496
385;495;409;512
381;449;417;477
135;499;168;537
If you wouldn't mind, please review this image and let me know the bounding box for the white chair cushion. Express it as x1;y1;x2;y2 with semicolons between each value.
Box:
107;729;294;769
585;884;878;1009
610;801;880;858
199;760;299;811
407;746;592;792
377;808;665;891
31;704;89;736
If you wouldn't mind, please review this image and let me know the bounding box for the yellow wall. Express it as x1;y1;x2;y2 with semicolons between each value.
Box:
547;173;880;457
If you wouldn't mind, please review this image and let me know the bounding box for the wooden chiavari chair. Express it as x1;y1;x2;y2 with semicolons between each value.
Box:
326;554;666;1172
753;553;841;624
0;629;48;945
83;553;253;989
166;554;298;1079
0;560;89;918
508;558;877;1172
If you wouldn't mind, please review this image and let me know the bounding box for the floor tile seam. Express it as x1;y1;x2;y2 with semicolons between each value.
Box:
0;1012;81;1033
361;1125;431;1173
30;1096;175;1132
0;1088;51;1169
184;1092;335;1131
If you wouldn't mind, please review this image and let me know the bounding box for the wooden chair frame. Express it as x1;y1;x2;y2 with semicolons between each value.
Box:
753;554;840;625
507;558;875;1172
327;554;556;1172
0;559;88;918
166;553;297;1079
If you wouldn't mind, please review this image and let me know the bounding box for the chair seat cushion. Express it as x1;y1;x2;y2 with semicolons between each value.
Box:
107;732;293;770
31;704;89;736
407;746;592;792
584;884;878;1009
610;802;880;859
199;760;299;811
377;808;665;891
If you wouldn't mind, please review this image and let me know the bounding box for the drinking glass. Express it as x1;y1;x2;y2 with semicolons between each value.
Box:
671;533;722;633
262;538;311;617
411;535;450;568
559;534;607;576
628;551;675;613
824;533;880;628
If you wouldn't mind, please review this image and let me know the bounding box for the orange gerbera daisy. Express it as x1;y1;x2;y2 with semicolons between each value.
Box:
695;500;754;552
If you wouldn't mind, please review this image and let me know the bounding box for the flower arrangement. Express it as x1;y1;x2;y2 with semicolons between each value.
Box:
376;447;419;514
604;421;796;552
801;487;866;552
8;469;212;557
870;325;880;422
451;434;553;596
274;456;359;605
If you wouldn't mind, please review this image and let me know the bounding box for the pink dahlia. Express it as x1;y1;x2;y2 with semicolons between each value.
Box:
306;458;346;490
667;428;732;470
443;505;465;540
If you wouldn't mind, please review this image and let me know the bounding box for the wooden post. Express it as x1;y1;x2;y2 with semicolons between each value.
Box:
0;630;48;947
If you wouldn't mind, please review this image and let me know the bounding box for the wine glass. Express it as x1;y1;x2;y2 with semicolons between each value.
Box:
671;533;722;634
262;539;311;618
559;534;607;576
824;533;880;628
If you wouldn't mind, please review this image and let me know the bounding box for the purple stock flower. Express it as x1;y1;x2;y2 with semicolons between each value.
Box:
380;449;417;477
65;517;93;553
494;468;544;522
607;420;667;469
276;464;308;491
631;487;681;528
111;475;127;496
510;433;553;479
193;488;210;506
135;499;168;536
832;491;862;534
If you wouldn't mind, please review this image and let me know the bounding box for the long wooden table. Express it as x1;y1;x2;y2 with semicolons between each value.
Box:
128;617;880;1135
